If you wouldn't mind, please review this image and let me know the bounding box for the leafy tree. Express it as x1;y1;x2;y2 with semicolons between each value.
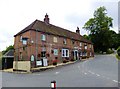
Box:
83;6;113;53
2;45;14;55
83;34;90;40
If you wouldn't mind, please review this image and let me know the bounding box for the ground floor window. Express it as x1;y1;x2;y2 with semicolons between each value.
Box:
62;49;69;57
54;49;58;55
90;52;92;56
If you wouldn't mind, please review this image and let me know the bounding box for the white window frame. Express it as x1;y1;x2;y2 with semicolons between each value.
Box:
54;49;58;55
20;36;22;42
41;34;46;41
63;39;67;44
22;39;27;45
62;49;69;57
53;37;57;43
90;52;92;56
85;46;87;49
80;42;82;46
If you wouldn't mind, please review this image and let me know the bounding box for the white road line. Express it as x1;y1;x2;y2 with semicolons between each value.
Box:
84;73;87;75
112;80;118;83
55;72;59;74
96;74;100;77
91;72;95;74
78;66;80;68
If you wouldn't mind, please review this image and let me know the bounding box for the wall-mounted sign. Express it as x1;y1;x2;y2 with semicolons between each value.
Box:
36;61;42;66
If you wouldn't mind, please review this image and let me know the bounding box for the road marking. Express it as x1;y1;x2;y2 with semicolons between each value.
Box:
112;80;118;83
55;72;60;74
78;66;80;68
91;72;95;74
118;82;120;83
84;73;87;75
96;74;100;77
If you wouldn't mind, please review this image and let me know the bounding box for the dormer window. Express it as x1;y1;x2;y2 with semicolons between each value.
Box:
63;39;67;44
53;37;57;43
41;34;46;41
22;38;28;45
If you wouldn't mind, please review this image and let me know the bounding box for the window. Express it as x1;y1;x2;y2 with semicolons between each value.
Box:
22;39;27;45
63;39;67;44
90;52;92;56
62;49;69;57
41;34;46;41
80;52;82;56
80;42;82;46
85;46;87;49
54;49;58;55
53;37;57;43
20;36;22;42
72;40;75;44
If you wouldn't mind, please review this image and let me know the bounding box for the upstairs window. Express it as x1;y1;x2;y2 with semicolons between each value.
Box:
41;34;46;41
62;49;69;57
22;38;28;45
80;42;82;46
72;40;75;44
85;46;87;49
22;40;27;45
53;37;57;43
20;36;22;42
63;39;67;44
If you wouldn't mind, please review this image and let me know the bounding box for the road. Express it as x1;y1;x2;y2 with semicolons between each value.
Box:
2;54;119;87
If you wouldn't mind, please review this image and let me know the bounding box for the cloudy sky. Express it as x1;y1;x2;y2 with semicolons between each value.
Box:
0;0;119;51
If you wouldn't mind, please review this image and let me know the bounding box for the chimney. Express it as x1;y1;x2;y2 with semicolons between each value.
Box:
76;27;80;34
44;13;49;24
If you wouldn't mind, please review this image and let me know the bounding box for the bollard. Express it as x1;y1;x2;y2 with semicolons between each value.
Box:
51;80;56;89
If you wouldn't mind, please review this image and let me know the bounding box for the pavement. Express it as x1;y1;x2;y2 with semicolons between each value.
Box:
2;60;79;74
2;54;118;87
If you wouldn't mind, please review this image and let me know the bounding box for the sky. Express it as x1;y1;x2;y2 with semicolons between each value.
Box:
0;0;119;51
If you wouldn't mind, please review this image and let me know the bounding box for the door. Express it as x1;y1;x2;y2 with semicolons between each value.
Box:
72;50;78;60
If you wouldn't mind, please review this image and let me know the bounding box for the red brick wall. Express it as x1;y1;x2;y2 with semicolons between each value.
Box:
14;30;94;67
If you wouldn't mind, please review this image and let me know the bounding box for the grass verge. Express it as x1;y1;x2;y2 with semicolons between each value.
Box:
116;54;120;60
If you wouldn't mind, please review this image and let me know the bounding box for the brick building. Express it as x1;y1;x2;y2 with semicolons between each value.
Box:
13;14;94;72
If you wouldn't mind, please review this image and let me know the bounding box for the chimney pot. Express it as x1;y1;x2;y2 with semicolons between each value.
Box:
44;13;49;24
76;27;80;34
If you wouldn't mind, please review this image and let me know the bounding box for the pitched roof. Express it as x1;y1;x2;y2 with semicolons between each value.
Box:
14;19;92;43
3;50;14;58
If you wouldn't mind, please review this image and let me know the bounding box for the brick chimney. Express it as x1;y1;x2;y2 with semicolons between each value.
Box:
44;13;49;24
76;27;80;34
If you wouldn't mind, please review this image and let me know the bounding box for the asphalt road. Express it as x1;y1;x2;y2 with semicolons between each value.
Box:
2;54;119;87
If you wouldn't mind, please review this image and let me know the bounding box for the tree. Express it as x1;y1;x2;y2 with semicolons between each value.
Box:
83;6;113;53
2;45;14;55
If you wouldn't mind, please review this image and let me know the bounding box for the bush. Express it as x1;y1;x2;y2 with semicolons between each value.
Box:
82;56;87;59
63;59;69;63
117;46;120;56
106;49;114;54
70;59;75;61
116;54;120;60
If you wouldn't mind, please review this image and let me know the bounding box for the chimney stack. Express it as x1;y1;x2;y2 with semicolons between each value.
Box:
44;13;49;25
76;27;80;34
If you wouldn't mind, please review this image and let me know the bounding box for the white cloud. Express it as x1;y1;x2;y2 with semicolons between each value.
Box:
0;0;118;51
